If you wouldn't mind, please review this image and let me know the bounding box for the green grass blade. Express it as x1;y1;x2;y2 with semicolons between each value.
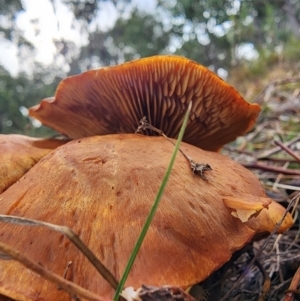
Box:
113;102;192;301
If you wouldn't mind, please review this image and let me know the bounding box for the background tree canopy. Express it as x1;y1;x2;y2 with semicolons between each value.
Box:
1;0;300;136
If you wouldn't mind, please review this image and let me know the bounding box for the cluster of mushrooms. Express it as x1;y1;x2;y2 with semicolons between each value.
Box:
0;56;294;301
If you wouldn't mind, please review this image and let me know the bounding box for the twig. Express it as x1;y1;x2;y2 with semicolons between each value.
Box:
259;158;300;164
274;140;300;163
284;266;300;301
136;117;212;179
241;162;300;176
0;241;109;301
138;285;197;301
222;289;259;300
270;183;300;191
258;175;300;179
256;260;270;301
253;77;300;105
257;136;300;159
244;248;271;301
223;145;256;157
220;193;299;301
242;121;269;147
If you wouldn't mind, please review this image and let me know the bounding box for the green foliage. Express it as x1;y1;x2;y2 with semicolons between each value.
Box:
110;9;171;61
0;65;59;136
284;37;300;63
0;0;23;15
61;0;131;23
1;0;300;135
0;0;33;51
0;0;23;40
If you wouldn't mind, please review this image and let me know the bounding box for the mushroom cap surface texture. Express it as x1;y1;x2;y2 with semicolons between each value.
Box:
0;134;67;193
0;134;293;301
29;55;261;151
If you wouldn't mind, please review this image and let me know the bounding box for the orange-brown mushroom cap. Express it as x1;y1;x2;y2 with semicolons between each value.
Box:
0;134;67;193
0;134;292;301
29;56;260;151
0;134;293;301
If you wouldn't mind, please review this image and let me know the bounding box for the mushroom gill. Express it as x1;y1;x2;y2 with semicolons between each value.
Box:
29;56;261;151
0;134;293;301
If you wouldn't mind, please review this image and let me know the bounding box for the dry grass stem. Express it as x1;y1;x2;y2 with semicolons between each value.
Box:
284;266;300;301
0;241;109;301
0;214;118;290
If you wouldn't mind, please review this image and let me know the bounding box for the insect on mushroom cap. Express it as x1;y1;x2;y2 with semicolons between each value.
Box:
29;55;261;151
0;134;293;301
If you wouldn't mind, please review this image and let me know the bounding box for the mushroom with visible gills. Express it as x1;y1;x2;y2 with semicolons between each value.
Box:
29;56;261;151
0;134;293;301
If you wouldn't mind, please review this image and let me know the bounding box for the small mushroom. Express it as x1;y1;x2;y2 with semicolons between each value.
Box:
0;134;67;193
29;56;260;151
0;134;293;301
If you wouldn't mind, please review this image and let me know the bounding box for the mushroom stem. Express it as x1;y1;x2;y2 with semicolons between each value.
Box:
136;117;212;179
